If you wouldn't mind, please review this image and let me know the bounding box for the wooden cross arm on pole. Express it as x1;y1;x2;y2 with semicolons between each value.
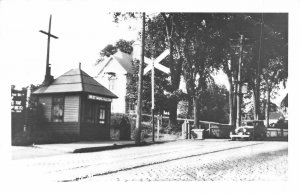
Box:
39;30;59;39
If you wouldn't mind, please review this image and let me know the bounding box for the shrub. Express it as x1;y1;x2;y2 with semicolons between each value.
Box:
111;113;134;140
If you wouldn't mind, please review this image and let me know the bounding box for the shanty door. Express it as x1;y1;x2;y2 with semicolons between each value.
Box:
81;99;111;140
97;102;110;138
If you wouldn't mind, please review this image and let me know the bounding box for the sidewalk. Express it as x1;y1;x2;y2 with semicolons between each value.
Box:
11;138;178;160
12;140;136;160
33;140;136;153
12;137;234;160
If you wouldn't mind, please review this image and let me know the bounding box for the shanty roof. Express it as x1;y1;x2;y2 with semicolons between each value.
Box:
96;51;133;76
33;68;118;98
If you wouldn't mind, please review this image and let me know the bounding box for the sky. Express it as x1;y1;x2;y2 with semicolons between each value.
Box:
0;0;141;88
0;0;296;105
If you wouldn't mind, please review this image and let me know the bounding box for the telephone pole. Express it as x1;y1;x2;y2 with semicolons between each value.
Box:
135;12;145;144
236;34;243;128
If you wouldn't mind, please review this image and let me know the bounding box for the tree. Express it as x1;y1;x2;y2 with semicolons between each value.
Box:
199;83;229;124
242;13;288;121
215;13;288;126
126;15;174;116
113;13;184;128
95;39;134;65
261;57;287;126
238;13;288;125
112;12;288;130
213;13;241;126
175;13;221;128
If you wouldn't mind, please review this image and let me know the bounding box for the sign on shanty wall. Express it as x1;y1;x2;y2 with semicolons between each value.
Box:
11;88;27;113
88;94;112;102
11;87;28;140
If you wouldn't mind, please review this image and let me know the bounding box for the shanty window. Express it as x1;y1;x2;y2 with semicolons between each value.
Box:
99;105;106;124
52;96;64;122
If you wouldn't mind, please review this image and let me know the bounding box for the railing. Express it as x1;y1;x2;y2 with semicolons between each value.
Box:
266;128;288;137
179;118;232;139
137;114;288;139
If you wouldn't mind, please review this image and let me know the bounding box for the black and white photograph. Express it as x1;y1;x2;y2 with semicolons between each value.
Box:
1;0;299;191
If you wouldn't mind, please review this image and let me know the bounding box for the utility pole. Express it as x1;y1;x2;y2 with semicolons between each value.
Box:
39;14;58;85
151;59;155;142
135;12;145;145
236;34;243;128
255;13;264;121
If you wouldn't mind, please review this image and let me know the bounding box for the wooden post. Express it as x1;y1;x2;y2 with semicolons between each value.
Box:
236;34;243;128
135;12;145;145
182;121;185;139
152;59;155;142
157;118;160;140
188;120;191;139
185;120;188;139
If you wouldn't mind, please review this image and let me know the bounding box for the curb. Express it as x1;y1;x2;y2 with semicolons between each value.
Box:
73;140;178;153
30;140;178;154
73;143;136;153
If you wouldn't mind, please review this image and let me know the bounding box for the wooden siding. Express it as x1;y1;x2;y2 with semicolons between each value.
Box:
64;95;79;122
44;122;80;135
38;96;52;121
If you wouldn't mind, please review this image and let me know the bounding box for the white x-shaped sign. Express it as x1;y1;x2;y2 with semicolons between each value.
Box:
143;49;170;75
143;49;170;110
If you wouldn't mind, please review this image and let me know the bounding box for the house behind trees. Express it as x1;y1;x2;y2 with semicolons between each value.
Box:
94;50;136;114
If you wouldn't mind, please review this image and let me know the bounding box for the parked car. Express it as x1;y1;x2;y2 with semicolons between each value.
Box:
230;120;267;141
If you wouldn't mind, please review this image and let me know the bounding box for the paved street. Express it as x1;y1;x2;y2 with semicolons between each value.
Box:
10;140;288;182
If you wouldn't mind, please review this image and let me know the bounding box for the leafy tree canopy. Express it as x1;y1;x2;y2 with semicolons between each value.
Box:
95;39;134;65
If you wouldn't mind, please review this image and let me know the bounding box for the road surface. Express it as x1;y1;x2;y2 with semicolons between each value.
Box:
9;140;288;182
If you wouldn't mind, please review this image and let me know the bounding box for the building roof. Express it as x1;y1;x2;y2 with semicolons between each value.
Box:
96;51;133;76
112;51;133;73
33;68;118;98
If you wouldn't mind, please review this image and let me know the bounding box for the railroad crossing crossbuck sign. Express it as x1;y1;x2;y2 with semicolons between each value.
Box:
143;49;170;141
143;49;170;109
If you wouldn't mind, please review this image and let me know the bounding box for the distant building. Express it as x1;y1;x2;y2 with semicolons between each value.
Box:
94;50;136;114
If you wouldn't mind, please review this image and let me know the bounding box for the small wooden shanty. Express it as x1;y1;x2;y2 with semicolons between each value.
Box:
32;67;118;141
